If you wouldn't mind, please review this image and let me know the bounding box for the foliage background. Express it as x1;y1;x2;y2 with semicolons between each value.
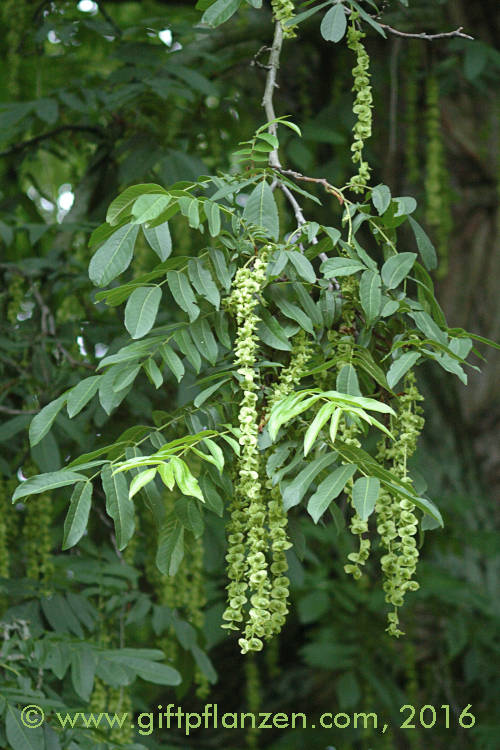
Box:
0;1;498;749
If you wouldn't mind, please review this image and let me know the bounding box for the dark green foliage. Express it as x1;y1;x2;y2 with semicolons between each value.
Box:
0;1;499;749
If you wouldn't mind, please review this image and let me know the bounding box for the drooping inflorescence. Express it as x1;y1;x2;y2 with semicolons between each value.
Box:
375;371;425;636
271;0;297;38
264;330;313;636
347;14;373;193
222;248;271;652
425;74;452;276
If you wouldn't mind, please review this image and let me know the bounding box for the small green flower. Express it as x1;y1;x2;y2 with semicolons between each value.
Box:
271;0;297;38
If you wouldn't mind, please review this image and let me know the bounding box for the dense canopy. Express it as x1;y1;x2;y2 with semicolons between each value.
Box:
0;1;499;749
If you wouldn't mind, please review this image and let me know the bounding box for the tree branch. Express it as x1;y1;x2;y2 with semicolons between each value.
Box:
262;22;284;169
260;21;338;282
97;1;123;38
0;405;37;416
378;23;473;41
272;167;344;205
0;125;105;158
278;183;338;290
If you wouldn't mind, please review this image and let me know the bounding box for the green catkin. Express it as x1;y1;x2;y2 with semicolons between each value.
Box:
7;276;24;324
0;481;9;614
327;275;373;578
24;494;54;593
338;422;371;580
187;537;210;698
375;371;424;636
271;0;297;38
403;639;421;750
244;655;262;750
3;0;24;98
222;248;271;653
264;331;313;638
405;42;420;185
424;74;452;276
347;15;373;194
108;686;133;744
265;635;280;679
89;677;108;714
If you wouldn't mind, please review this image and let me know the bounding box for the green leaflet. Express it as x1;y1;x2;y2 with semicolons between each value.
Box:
201;0;241;27
129;468;157;499
113;363;141;391
201;437;225;473
204;200;221;237
268;393;323;441
213;310;231;348
193;377;231;408
199;474;224;516
359;270;382;325
321;257;366;278
29;394;67;447
125;446;165;524
156;519;185;576
386;351;420;389
292;282;323;326
170;456;205;501
67;376;101;418
159;343;185;382
188;257;220;309
329;407;342;444
371;184;391;215
258;308;291;351
106;184;166;225
6;705;44;750
104;648;181;685
63;481;92;550
144;357;163;388
275;295;314;334
12;470;86;501
350;0;387;36
307;464;357;523
394;196;417;217
409;310;448;346
143;221;172;261
124;286;162;339
319;288;337;327
70;644;97;700
287;250;316;283
282;452;338;511
208;247;231;291
407;216;437;270
352;476;380;520
381;252;417;289
191;318;218;364
320;3;347;43
173;328;202;372
88;224;139;287
288;0;331;27
242;180;279;240
132;194;171;224
102;464;135;550
98;368;131;415
336;364;362;397
167;270;200;322
303;402;337;457
175;495;204;537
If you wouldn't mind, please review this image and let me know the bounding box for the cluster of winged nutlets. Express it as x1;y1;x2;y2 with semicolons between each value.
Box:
347;14;373;193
